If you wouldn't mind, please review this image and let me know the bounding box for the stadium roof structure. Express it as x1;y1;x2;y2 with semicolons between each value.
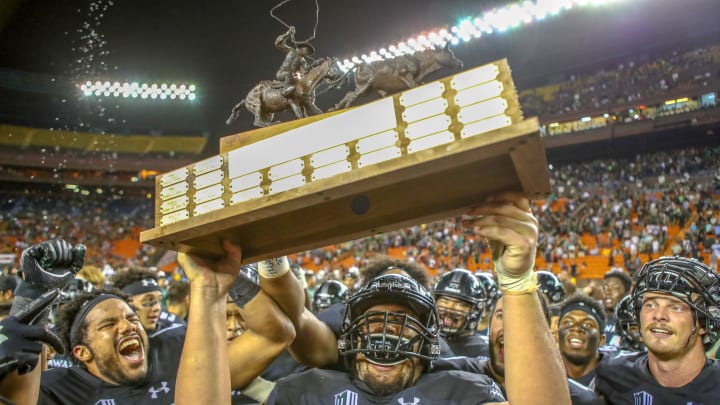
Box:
0;0;719;149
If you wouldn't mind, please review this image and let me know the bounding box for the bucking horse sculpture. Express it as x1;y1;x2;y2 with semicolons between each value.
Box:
332;43;463;111
226;56;344;127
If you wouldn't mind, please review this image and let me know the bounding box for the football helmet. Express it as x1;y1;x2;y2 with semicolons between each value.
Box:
631;256;720;350
432;269;487;338
615;295;644;351
474;272;499;316
312;279;349;313
536;270;567;304
338;274;440;365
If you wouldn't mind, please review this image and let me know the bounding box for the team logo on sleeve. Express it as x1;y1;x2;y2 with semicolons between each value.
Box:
334;389;358;405
632;391;653;405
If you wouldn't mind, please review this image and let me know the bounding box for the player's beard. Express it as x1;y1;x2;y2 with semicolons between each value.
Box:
488;339;505;379
352;357;419;396
87;344;147;386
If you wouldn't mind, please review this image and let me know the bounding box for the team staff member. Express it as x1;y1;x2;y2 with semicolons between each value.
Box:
595;257;720;404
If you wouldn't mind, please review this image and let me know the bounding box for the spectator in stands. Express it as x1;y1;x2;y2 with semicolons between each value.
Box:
601;269;633;349
166;280;190;322
558;294;608;387
595;257;720;403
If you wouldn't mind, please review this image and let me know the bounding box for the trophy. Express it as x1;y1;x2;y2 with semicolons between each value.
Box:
141;59;550;262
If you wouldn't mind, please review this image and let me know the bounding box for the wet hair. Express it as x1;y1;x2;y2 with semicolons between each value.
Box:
603;269;633;293
111;268;159;291
559;293;607;331
53;288;128;366
360;256;431;290
167;280;190;305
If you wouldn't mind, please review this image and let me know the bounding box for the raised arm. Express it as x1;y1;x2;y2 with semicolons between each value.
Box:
227;287;295;389
175;242;296;405
176;241;240;405
257;257;340;367
464;193;570;405
0;240;83;405
274;26;295;52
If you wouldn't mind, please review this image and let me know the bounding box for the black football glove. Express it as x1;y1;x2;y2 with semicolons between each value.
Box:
0;290;65;378
20;240;86;290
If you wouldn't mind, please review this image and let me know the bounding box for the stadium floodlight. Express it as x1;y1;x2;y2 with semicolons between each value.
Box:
338;0;627;72
77;80;198;102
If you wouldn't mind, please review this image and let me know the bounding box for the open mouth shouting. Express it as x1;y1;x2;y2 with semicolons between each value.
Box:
117;335;145;365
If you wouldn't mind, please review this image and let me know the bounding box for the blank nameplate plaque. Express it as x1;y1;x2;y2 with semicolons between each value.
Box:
141;58;551;261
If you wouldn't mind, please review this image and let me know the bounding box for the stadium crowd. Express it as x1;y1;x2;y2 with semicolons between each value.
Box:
2;143;719;290
519;43;720;118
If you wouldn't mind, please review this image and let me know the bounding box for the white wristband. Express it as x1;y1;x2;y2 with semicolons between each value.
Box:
258;256;291;279
494;256;538;294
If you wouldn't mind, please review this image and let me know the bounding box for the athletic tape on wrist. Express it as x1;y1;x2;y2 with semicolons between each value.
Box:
258;256;290;279
494;256;538;294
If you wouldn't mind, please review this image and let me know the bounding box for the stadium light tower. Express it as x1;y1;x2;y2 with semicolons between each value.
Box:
338;0;627;72
78;81;197;102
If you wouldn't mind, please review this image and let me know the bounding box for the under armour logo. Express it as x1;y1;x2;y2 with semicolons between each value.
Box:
397;397;420;405
148;381;170;399
142;278;158;287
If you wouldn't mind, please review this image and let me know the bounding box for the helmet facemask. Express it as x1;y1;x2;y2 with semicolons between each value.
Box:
631;257;720;350
341;309;438;365
436;297;481;339
432;269;486;338
339;274;440;367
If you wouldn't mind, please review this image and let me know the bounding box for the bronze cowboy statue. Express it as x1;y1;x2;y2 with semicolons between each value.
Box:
275;26;316;97
332;43;463;111
226;55;344;128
